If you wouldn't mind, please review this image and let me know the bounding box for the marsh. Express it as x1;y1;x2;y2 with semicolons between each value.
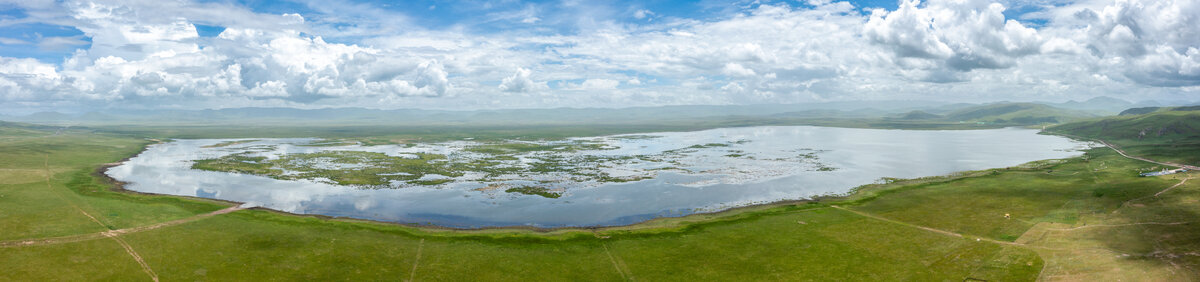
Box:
108;125;1090;228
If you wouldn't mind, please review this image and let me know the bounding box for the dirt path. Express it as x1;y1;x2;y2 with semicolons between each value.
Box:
4;154;244;249
0;206;244;248
104;206;243;237
1118;177;1193;211
1154;177;1191;197
830;205;1022;246
407;238;424;282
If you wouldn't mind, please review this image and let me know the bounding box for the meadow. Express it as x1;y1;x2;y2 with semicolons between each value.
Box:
1;123;1198;280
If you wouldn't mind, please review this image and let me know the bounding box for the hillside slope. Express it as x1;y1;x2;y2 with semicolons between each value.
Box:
1049;109;1200;142
942;103;1094;124
1048;108;1200;166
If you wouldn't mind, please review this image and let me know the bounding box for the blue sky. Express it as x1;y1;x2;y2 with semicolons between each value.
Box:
0;0;1196;112
2;0;907;63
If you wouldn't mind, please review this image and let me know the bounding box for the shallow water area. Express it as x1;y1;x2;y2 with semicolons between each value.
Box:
107;126;1092;228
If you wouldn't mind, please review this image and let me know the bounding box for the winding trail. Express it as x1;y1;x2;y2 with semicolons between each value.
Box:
1154;177;1191;197
1049;132;1200;171
1100;140;1200;170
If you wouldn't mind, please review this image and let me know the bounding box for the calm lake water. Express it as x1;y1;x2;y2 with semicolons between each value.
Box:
107;126;1091;228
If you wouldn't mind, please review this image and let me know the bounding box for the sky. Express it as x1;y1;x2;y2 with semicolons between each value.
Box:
0;0;1197;113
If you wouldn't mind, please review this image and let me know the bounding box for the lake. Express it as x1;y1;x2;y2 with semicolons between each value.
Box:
106;126;1091;228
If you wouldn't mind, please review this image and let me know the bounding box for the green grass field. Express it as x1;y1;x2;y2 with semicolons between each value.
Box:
2;124;1199;280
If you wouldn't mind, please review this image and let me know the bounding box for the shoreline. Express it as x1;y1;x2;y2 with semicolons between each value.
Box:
95;133;1087;234
96;139;245;207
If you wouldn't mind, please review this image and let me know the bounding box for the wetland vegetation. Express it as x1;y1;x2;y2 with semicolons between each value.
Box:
184;137;832;190
111;126;1084;228
504;186;563;198
193;151;460;187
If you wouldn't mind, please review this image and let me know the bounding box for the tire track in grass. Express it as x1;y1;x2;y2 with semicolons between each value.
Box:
407;238;424;282
830;206;1023;246
41;155;111;230
603;243;634;281
830;206;1039;281
107;233;159;282
42;154;158;281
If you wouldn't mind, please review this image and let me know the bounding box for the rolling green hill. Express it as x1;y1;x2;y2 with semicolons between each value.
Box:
875;103;1095;128
1049;108;1200;142
940;103;1094;124
896;110;942;120
1118;107;1162;115
1048;107;1200;165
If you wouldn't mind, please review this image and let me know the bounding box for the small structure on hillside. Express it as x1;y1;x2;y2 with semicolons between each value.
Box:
1140;168;1188;177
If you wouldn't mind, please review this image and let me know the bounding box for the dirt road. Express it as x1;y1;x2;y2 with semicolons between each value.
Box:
0;206;243;248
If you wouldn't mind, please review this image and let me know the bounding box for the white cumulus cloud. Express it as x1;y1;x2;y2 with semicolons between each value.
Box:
864;0;1043;76
0;0;1197;112
580;78;620;90
499;67;546;93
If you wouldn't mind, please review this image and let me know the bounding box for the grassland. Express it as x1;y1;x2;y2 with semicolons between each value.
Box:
3;123;1200;280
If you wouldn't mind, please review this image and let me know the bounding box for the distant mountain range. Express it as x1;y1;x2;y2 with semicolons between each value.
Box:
0;100;958;126
1038;96;1188;115
2;97;1194;127
889;103;1097;124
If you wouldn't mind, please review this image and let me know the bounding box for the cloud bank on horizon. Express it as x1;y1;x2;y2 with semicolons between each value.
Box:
0;0;1196;111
